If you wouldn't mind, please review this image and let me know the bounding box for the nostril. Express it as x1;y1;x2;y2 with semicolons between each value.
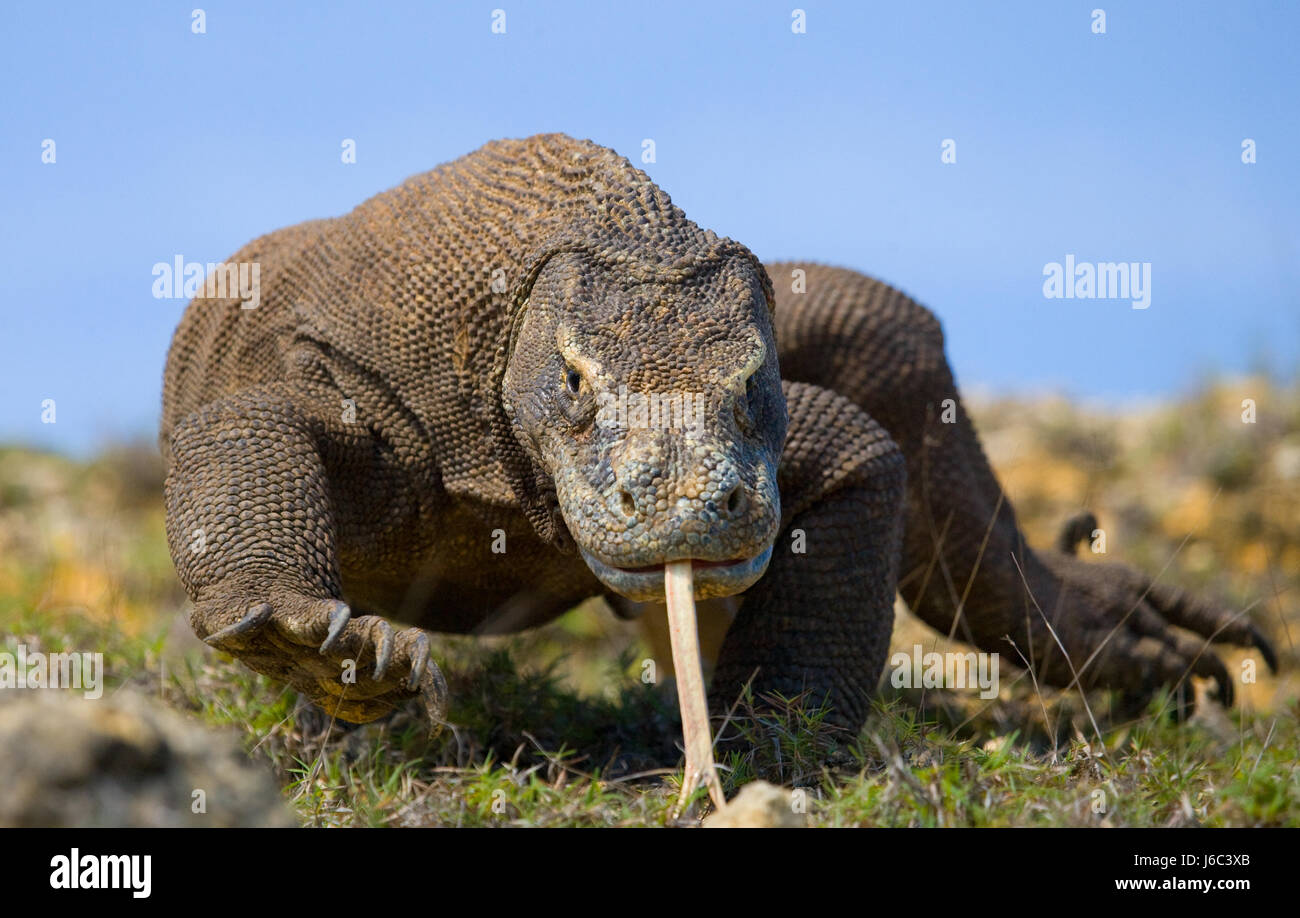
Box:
725;484;744;516
620;489;637;517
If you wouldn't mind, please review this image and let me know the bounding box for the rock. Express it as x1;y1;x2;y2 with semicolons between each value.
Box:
0;688;294;827
703;780;807;828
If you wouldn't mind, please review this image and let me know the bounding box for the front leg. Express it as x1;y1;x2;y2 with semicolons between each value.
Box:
709;382;906;732
164;384;447;725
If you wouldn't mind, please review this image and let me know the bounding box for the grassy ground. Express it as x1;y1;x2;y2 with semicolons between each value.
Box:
1;376;1296;826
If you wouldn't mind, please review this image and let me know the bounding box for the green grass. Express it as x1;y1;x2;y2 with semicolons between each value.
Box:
12;599;1295;827
5;571;1297;827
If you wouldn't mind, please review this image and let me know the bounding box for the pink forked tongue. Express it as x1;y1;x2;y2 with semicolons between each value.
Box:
664;560;727;813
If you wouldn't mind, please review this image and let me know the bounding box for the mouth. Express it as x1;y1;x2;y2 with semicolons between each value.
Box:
579;544;774;601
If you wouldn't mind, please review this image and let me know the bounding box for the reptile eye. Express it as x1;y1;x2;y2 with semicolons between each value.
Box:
565;367;583;395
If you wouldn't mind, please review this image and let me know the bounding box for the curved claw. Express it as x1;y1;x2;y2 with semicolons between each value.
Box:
416;657;449;731
1055;511;1099;556
372;621;395;680
1185;632;1233;708
406;631;431;691
1250;625;1279;674
204;602;273;649
319;601;352;654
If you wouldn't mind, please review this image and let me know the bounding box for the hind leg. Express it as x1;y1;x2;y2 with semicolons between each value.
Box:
766;261;1275;708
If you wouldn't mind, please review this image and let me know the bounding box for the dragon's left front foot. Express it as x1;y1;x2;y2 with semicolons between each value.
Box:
1016;514;1278;717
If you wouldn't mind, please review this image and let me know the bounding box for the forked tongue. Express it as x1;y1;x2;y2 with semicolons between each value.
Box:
664;560;727;813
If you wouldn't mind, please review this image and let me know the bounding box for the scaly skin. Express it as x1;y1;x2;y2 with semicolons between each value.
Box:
161;134;1275;733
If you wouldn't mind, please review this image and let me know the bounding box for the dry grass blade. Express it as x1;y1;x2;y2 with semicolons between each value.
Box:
664;560;727;813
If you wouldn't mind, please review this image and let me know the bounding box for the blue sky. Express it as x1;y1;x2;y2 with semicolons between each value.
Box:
2;1;1297;454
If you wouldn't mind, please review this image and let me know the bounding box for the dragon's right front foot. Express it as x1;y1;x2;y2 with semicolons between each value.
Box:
192;581;448;727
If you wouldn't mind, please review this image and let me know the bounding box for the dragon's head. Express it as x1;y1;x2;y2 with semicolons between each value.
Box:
502;249;786;601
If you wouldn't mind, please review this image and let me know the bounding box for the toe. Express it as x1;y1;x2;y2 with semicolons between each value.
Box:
371;620;395;680
1143;580;1273;672
319;600;352;653
200;601;273;651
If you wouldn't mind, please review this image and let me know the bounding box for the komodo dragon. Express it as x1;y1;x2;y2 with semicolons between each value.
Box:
161;133;1276;735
